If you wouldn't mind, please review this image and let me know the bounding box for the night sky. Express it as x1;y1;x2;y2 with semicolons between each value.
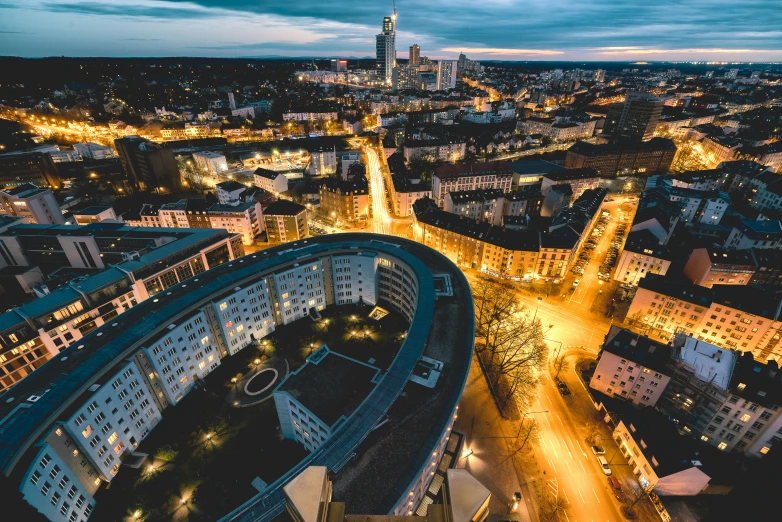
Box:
1;0;781;61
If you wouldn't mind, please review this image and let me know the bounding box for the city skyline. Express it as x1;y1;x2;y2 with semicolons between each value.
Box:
1;0;781;61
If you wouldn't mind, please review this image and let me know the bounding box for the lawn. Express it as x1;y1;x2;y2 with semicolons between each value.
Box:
90;302;408;521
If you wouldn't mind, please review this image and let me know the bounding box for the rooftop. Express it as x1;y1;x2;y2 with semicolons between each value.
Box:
263;200;306;216
434;161;512;180
543;168;600;182
602;326;673;375
277;347;379;426
673;336;736;391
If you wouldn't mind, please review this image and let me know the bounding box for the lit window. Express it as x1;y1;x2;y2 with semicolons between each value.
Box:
760;446;771;455
717;442;728;451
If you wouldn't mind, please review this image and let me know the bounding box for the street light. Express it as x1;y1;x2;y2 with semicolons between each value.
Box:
516;410;549;438
545;338;565;379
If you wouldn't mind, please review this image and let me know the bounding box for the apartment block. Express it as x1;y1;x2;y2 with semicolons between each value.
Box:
263;200;308;243
319;177;369;223
20;428;100;522
432;161;513;207
64;361;162;480
142;311;220;406
274;347;380;453
628;274;782;362
0;184;64;224
683;247;756;287
590;326;672;406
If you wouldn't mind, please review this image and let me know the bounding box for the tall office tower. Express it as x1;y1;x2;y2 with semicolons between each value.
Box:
603;91;663;142
409;44;420;65
375;5;397;85
436;60;458;90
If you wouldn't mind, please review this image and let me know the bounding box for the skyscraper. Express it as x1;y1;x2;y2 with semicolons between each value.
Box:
409;44;420;65
375;5;397;85
603;91;663;142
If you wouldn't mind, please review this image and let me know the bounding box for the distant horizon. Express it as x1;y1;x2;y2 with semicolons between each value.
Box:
1;55;780;66
1;1;781;62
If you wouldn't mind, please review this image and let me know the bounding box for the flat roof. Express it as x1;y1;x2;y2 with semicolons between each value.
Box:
675;337;735;391
277;348;379;426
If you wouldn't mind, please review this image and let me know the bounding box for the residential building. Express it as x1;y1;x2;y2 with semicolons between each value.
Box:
628;274;782;362
614;230;674;286
413;197;539;279
254;168;289;194
409;44;420;65
283;466;490;522
432;161;513;207
72;142;117;160
308;147;337;176
390;175;432;217
0;224;242;392
0;184;64;224
20;427;100;522
0;152;62;189
541;168;601;201
207;201;264;245
589;326;672;407
64;360;162;480
192;151;228;175
603;91;664;141
683;247;756;287
565;138;677;177
275;347;380;452
613;409;719;495
72;206;118;225
263;200;308;243
724;220;782;250
403;140;466;163
283;111;338;122
444;189;505;225
114;136;181;192
700;135;742;166
319;177;369;223
436;60;458;90
1;236;474;522
216;180;248;206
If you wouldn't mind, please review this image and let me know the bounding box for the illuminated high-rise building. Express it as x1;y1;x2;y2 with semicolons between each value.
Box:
409;44;420;65
375;5;397;85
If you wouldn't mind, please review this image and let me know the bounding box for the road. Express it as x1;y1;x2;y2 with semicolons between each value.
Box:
533;367;625;522
364;145;392;235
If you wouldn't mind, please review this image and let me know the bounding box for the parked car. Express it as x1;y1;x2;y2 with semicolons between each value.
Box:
608;477;626;502
573;279;580;287
591;445;606;455
596;456;612;475
557;381;571;395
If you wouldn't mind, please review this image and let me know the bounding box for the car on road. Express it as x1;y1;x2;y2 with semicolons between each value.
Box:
608;477;626;502
591;445;606;455
557;381;571;395
596;456;612;475
572;279;580;287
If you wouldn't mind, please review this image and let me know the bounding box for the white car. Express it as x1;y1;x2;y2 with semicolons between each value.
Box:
596;456;612;476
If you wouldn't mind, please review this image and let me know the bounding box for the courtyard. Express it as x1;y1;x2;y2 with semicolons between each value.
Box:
91;302;408;522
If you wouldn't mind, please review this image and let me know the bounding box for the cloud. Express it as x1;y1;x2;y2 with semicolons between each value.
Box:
440;47;564;56
3;0;782;59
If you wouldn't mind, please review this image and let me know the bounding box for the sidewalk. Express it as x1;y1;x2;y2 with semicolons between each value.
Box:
454;356;538;522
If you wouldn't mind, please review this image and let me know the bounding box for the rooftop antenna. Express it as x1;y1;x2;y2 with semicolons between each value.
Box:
392;0;397;21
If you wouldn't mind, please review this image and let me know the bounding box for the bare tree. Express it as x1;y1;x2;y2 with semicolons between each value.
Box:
550;351;570;380
539;480;569;522
471;278;547;415
177;157;206;193
505;419;541;461
621;483;652;519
